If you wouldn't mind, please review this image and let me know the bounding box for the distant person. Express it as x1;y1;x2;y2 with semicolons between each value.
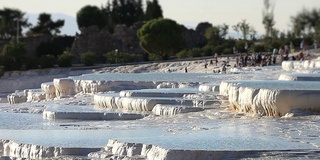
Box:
305;50;311;61
221;63;227;74
214;53;218;66
284;45;290;60
272;48;278;56
185;67;188;73
204;60;208;68
300;40;305;50
298;50;304;60
279;47;284;62
290;42;294;52
272;54;277;64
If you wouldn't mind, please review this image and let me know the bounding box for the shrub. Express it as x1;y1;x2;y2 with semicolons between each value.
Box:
81;51;96;66
39;55;55;68
1;43;26;71
250;45;266;53
24;58;39;70
58;51;74;67
177;50;188;59
222;48;232;55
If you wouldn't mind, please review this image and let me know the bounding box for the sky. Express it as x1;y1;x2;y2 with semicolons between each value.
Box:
1;0;319;36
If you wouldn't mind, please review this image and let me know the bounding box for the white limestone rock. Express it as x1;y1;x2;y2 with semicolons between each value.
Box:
152;104;204;115
0;139;99;159
156;82;178;89
53;78;76;98
279;73;320;81
42;105;146;120
74;79;158;94
89;139;259;160
41;82;56;99
198;83;220;92
26;89;46;102
94;94;195;112
282;59;320;71
119;88;199;98
7;90;27;104
220;80;320;116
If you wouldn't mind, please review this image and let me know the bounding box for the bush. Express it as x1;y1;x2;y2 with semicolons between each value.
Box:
250;44;266;53
58;51;74;67
222;48;232;55
81;51;96;66
1;43;26;71
39;55;56;69
104;51;117;64
177;50;188;59
24;58;39;70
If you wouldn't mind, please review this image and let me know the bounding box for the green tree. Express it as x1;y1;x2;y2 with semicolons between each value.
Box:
57;50;74;67
0;8;30;40
77;5;106;29
28;13;64;35
137;18;186;60
233;20;256;40
111;0;144;26
291;8;320;39
262;0;275;38
0;43;26;70
81;51;96;66
36;36;74;57
144;0;163;21
205;24;229;45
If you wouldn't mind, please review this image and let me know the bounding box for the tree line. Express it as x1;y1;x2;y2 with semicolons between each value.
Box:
77;0;162;33
0;0;319;72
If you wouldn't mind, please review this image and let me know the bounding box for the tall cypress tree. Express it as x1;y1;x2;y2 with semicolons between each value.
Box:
145;0;163;21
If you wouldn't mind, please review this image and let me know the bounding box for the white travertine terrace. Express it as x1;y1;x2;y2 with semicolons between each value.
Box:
279;73;320;81
281;59;320;71
156;82;178;88
73;80;158;94
8;89;47;104
7;91;27;104
94;93;220;113
53;78;76;98
0;139;99;159
26;89;46;102
198;83;220;92
88;139;262;160
119;88;199;98
220;80;320;116
94;94;194;112
41;82;56;99
152;104;204;115
43;105;146;120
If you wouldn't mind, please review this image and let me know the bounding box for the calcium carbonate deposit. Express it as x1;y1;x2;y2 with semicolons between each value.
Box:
1;55;320;159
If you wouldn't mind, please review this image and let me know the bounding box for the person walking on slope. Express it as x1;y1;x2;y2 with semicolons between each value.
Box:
204;60;208;68
214;53;218;66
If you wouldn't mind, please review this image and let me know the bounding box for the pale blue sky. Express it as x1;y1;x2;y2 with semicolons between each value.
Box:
1;0;319;35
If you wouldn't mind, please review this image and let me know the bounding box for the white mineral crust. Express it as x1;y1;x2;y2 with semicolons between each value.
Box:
220;80;320;116
53;78;76;97
152;104;204;115
41;82;56;99
0;140;99;159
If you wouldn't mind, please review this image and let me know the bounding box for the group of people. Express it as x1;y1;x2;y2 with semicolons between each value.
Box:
235;52;276;67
